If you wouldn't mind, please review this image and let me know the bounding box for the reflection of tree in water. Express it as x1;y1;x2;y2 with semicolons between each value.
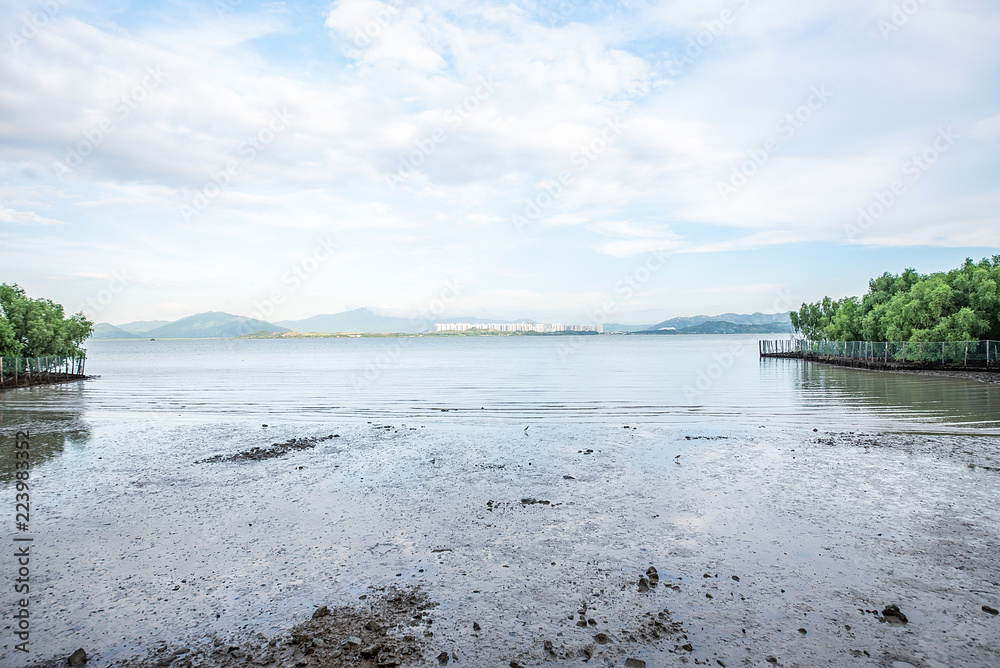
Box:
791;361;1000;427
0;383;91;484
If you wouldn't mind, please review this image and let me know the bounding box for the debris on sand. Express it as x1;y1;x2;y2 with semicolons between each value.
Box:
881;604;908;624
116;587;434;668
196;434;340;463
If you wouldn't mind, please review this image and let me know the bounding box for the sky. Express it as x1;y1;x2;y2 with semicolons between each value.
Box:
1;0;998;326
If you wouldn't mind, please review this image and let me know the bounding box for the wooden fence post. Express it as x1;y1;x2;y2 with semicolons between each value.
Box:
965;341;969;367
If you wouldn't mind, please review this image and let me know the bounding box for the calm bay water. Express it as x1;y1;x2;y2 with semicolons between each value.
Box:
2;335;1000;666
4;334;999;432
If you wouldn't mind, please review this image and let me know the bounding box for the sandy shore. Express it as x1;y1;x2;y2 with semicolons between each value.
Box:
22;422;1000;668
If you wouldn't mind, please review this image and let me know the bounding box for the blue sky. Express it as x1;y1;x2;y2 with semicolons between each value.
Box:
1;0;998;325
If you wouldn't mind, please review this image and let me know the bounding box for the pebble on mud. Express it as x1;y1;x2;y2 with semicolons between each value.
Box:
983;605;999;615
625;659;646;668
473;622;481;631
646;566;659;586
69;648;88;666
882;604;908;624
638;576;650;592
312;606;330;619
437;650;449;664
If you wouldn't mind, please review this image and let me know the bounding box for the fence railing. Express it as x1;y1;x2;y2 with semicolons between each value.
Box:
759;339;1000;368
0;355;87;389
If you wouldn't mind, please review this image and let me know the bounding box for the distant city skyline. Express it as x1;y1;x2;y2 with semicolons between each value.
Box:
2;1;998;324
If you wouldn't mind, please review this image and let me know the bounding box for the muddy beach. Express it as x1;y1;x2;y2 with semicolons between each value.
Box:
18;419;1000;668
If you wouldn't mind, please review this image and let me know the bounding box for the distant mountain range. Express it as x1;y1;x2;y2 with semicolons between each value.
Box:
94;312;289;339
90;309;792;339
644;319;794;335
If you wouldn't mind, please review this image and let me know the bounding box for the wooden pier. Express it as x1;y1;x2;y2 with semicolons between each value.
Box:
760;339;1000;372
0;355;88;390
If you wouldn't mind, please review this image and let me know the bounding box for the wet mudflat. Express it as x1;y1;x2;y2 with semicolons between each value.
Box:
15;419;1000;668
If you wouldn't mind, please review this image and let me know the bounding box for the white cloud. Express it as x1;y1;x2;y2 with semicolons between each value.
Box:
0;206;64;225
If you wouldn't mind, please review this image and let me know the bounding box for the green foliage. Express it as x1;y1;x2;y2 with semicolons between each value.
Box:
0;283;94;357
791;256;1000;342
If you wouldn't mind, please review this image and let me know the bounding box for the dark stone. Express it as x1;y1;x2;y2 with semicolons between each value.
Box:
766;657;778;664
681;643;693;652
437;650;450;665
312;605;330;619
731;575;740;582
625;660;646;668
638;576;650;592
797;628;807;634
983;605;999;615
593;633;612;645
473;622;481;630
68;649;88;666
882;604;908;624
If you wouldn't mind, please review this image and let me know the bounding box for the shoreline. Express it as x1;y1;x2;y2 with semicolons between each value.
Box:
0;374;91;392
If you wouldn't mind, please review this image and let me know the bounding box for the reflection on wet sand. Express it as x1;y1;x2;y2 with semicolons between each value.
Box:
0;383;90;483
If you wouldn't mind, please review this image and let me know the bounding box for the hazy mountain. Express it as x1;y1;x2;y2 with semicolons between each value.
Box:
90;323;143;339
650;320;794;335
144;312;290;338
277;308;427;334
603;323;654;333
647;312;791;331
116;319;171;334
277;309;534;334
